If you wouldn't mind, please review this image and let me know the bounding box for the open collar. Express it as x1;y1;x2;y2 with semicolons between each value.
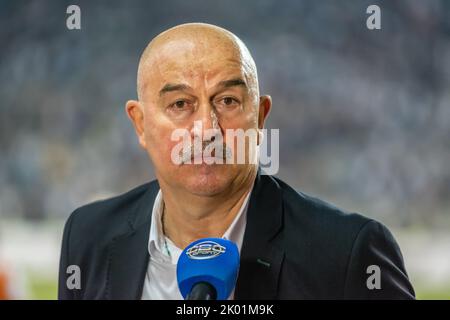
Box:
105;169;285;299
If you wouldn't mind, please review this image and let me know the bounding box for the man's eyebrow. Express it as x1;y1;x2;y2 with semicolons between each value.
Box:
159;83;191;96
217;78;247;88
159;78;247;96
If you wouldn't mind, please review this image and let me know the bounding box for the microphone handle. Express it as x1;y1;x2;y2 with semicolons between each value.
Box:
186;282;217;300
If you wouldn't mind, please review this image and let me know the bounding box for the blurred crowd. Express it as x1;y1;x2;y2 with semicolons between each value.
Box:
0;0;449;228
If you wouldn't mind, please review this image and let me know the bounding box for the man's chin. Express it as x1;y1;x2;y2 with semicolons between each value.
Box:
180;165;232;196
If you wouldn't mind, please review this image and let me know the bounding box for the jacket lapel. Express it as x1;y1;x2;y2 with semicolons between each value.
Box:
103;171;285;300
105;181;159;299
235;172;285;299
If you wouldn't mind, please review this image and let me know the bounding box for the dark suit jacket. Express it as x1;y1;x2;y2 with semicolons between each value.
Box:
58;171;415;299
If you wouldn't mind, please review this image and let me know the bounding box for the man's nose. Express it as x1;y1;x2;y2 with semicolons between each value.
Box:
190;102;221;141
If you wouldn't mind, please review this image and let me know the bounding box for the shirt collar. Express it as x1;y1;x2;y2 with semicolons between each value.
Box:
148;184;254;264
148;190;167;262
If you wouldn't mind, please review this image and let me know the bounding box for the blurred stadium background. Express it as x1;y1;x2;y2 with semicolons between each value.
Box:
0;0;449;299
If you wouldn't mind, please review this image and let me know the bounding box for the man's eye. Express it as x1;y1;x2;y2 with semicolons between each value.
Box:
171;100;189;109
219;97;239;106
223;97;234;105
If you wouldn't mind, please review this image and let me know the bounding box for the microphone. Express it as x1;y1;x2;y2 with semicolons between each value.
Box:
176;238;240;300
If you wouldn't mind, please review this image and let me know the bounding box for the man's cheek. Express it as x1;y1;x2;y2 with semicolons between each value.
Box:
153;134;183;165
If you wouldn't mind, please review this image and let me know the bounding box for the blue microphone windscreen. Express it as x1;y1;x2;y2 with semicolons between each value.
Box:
177;238;240;300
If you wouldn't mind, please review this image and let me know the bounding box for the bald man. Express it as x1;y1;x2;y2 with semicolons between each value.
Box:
58;23;415;300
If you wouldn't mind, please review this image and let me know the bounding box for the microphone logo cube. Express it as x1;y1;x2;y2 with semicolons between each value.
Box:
177;238;240;300
186;240;226;260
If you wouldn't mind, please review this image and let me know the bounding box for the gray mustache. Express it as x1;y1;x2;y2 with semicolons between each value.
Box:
180;140;232;164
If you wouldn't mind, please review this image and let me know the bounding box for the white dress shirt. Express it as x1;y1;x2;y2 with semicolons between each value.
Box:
141;186;253;300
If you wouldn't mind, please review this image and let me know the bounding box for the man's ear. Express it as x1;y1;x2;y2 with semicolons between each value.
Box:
257;95;272;144
125;100;146;149
258;95;272;128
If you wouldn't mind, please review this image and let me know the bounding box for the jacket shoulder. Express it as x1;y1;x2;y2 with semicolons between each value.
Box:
273;176;373;233
272;176;378;272
66;180;158;246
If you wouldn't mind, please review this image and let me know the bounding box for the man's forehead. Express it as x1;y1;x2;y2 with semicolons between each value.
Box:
157;62;245;82
150;37;243;71
137;23;258;100
145;48;250;92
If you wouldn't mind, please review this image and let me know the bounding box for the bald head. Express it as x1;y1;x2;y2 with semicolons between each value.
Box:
125;23;272;200
136;23;259;102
